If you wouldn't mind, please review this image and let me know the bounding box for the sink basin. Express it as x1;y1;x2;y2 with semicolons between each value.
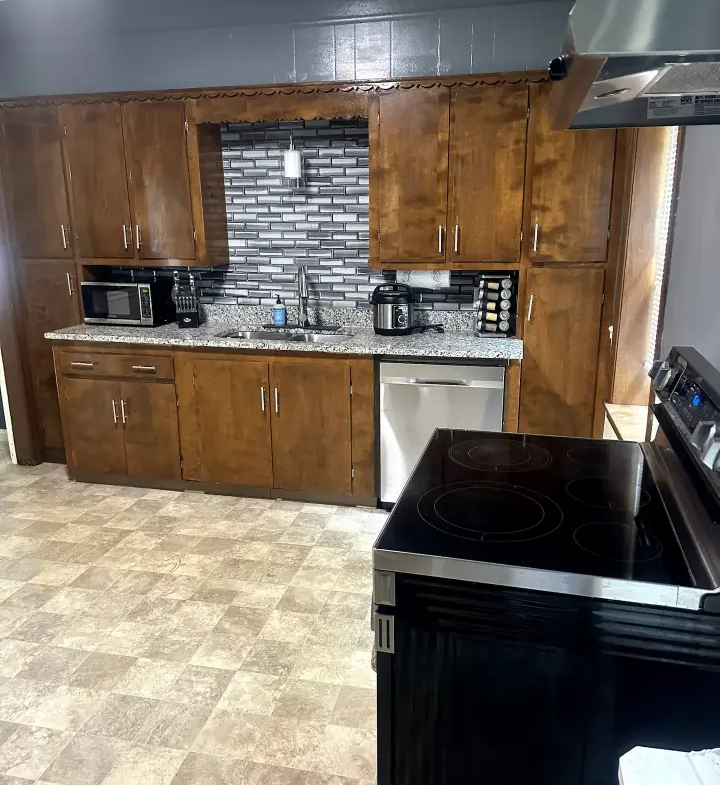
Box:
290;333;348;344
220;330;293;340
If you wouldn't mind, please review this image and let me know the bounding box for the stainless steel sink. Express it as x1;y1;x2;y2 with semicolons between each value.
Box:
290;333;348;344
220;330;293;340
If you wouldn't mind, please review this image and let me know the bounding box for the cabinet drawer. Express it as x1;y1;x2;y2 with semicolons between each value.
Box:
110;354;174;381
59;351;174;381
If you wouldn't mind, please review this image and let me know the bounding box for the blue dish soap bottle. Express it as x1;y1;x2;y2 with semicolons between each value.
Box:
271;295;287;327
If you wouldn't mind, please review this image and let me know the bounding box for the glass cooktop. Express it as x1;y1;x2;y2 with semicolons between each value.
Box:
374;430;699;588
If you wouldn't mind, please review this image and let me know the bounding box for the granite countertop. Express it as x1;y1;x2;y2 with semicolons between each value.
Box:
45;323;524;361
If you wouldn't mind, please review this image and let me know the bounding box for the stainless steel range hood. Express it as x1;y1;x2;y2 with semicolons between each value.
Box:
548;0;720;130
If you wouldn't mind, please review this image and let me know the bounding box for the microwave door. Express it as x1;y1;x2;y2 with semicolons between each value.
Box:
82;284;141;325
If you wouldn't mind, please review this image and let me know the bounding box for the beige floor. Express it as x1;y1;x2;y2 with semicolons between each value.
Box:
0;443;385;785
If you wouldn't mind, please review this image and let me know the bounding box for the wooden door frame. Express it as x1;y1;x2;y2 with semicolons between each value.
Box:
0;111;43;464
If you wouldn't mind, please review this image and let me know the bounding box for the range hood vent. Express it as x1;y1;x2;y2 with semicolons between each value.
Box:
548;0;720;129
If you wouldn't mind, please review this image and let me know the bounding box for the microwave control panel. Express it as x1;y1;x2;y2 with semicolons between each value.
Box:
139;285;153;323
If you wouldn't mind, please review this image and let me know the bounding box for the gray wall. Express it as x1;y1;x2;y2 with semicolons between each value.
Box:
661;126;720;367
0;0;572;98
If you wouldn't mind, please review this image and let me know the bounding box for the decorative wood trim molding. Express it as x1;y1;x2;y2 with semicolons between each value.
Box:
0;71;548;110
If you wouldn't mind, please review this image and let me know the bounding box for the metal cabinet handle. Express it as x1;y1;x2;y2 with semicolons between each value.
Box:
135;225;141;250
70;361;94;369
260;386;266;413
454;224;459;254
120;399;127;424
533;223;539;253
66;272;74;297
60;224;68;250
111;399;118;424
123;225;129;250
527;293;534;322
131;365;156;373
274;387;279;414
438;225;443;254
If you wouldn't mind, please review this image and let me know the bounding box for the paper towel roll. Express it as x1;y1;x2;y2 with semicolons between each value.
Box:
396;269;451;291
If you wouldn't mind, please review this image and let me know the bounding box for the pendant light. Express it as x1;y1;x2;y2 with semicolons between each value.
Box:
283;131;303;189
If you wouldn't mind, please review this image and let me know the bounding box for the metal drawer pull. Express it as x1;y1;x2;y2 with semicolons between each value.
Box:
438;225;443;254
131;365;156;373
527;293;534;322
70;361;94;369
533;223;539;253
111;399;118;424
66;272;74;297
274;387;279;414
120;399;127;424
60;224;68;250
123;225;129;250
454;224;459;254
260;386;266;413
135;225;141;250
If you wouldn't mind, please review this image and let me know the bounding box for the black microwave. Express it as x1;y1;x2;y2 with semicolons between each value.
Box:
81;281;176;326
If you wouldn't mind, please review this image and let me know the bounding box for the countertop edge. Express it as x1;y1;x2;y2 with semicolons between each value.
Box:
45;325;524;361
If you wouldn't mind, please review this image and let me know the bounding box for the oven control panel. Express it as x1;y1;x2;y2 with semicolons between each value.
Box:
670;375;720;431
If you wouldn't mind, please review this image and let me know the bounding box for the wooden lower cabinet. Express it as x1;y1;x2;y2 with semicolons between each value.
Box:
121;381;181;480
175;355;273;487
61;377;126;474
270;360;353;495
519;266;605;437
20;260;81;459
59;372;181;478
55;346;374;499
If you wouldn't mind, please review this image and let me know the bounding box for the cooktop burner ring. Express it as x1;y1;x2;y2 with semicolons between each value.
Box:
565;478;652;510
448;439;552;473
567;445;637;472
573;522;663;563
417;480;563;543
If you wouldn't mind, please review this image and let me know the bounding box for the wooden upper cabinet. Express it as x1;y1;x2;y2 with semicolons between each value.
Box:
122;101;196;261
61;377;126;474
373;88;450;265
270;360;352;495
3;107;72;259
175;355;273;487
519;266;605;437
448;85;529;263
121;381;181;481
529;85;617;263
20;260;80;458
60;103;134;260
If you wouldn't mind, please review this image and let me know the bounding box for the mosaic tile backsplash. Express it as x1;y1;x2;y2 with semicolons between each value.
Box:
107;118;480;311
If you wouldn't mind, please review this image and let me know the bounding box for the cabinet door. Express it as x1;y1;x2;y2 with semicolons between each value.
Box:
374;88;449;265
61;378;126;474
529;85;616;263
448;86;528;263
122;101;196;261
19;261;81;458
176;356;273;487
61;103;134;260
270;361;352;495
519;267;605;437
3;107;72;259
120;381;181;480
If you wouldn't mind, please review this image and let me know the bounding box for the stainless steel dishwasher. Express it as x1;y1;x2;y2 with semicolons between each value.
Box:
379;361;505;503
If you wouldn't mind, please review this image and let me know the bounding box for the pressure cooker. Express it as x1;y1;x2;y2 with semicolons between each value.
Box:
371;283;416;336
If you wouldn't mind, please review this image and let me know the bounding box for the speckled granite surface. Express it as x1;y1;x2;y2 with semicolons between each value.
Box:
45;322;523;361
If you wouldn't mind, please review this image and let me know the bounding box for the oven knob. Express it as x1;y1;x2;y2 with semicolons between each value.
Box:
691;421;720;471
650;361;673;392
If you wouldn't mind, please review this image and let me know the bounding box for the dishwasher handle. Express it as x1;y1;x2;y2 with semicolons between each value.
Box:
382;377;504;390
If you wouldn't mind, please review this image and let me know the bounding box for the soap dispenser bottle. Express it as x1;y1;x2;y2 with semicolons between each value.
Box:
271;295;287;327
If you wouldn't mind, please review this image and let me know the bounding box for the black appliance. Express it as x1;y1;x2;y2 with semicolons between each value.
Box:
371;283;416;336
81;281;175;327
373;346;720;785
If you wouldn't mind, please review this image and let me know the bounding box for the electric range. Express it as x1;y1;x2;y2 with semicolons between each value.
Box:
373;347;720;785
374;347;720;610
